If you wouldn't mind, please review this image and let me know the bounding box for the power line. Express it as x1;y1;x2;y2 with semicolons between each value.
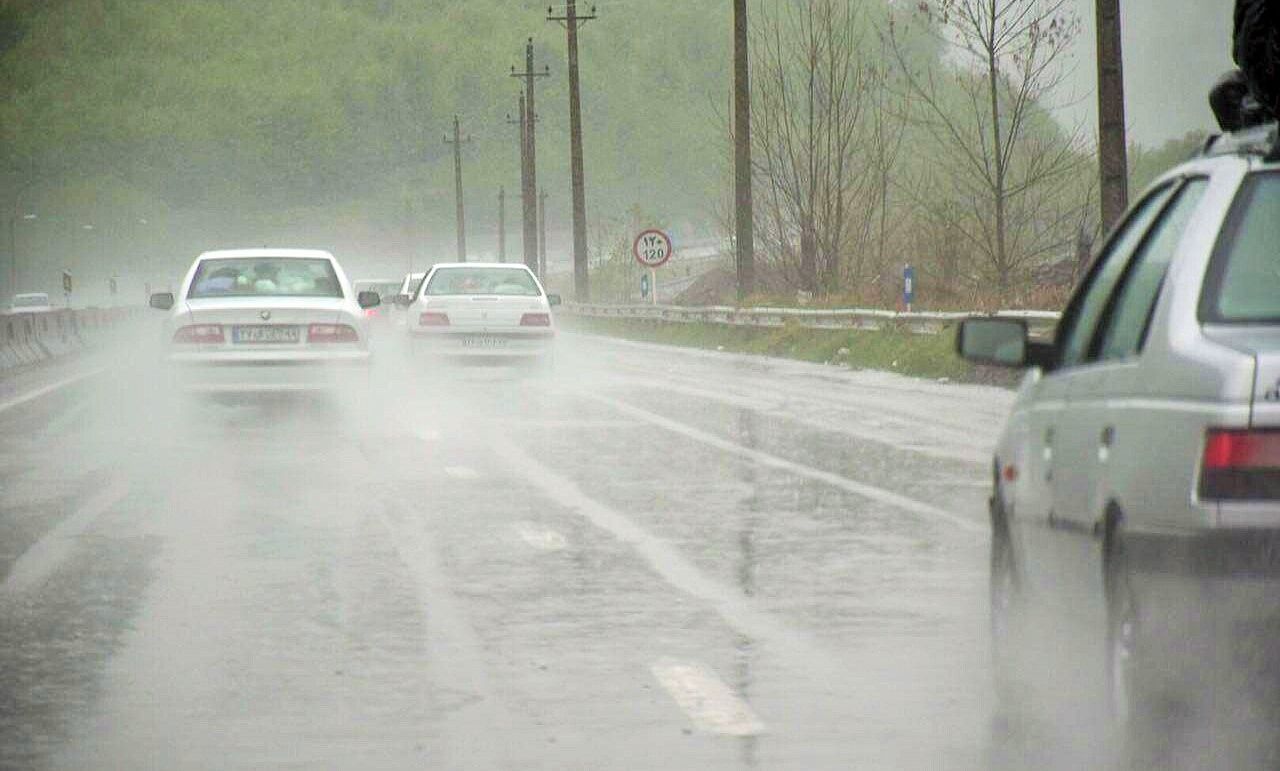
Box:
443;115;472;262
548;1;596;302
512;39;550;275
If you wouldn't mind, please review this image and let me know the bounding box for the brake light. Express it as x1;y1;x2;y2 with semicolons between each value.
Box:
1200;429;1280;500
419;312;450;327
172;324;224;344
307;323;359;343
520;313;551;327
364;308;379;318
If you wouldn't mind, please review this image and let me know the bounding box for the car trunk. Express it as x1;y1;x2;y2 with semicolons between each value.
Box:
421;296;542;328
183;297;348;348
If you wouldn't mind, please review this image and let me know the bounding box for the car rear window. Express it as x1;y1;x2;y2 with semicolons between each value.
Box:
423;267;540;297
1207;173;1280;322
188;258;342;299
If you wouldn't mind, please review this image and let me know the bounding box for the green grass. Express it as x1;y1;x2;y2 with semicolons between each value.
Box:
562;316;991;382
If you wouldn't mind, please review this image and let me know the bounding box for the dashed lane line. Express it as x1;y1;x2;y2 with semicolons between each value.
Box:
489;435;836;673
443;465;480;480
577;391;986;535
2;477;131;595
0;368;105;416
651;659;766;737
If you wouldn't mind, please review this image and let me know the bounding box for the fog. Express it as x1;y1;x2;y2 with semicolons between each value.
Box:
2;1;1276;769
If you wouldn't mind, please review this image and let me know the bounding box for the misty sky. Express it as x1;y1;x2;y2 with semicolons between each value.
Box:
1062;0;1232;146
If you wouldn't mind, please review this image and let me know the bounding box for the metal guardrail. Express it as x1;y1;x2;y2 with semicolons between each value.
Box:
562;303;1060;336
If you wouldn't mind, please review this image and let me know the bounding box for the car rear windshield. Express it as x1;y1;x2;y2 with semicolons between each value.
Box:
1207;173;1280;322
188;258;342;299
423;267;540;296
355;281;400;297
12;294;48;307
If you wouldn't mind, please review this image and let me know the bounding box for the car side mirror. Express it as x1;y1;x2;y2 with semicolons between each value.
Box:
149;292;174;311
357;291;380;309
956;317;1030;368
547;294;562;307
393;293;413;307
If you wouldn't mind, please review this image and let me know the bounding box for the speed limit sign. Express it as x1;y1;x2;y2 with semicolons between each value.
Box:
633;229;673;268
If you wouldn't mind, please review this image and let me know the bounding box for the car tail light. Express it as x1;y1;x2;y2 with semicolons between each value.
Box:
172;324;224;344
419;312;450;326
1200;429;1280;500
520;313;551;327
365;308;379;318
307;323;359;343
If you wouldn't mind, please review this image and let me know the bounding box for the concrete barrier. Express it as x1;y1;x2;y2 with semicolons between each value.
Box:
0;306;140;375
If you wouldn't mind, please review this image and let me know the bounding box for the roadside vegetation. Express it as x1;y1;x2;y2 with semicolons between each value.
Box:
560;315;1016;385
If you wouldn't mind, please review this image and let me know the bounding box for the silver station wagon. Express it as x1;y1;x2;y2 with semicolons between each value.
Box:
959;123;1280;754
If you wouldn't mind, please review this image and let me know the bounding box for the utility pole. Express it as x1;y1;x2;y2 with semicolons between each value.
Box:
538;188;548;280
512;39;550;274
507;95;535;269
498;186;507;263
549;1;595;302
444;115;472;262
733;0;755;302
1096;0;1128;232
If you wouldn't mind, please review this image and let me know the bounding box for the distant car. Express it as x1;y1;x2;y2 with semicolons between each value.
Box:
957;123;1280;740
404;262;559;368
352;278;401;327
9;292;52;313
149;248;379;391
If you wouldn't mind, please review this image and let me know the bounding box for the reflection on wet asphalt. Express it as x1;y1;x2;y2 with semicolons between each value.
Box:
0;329;1055;769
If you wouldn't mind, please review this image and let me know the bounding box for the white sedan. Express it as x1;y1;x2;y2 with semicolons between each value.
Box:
401;263;559;367
149;248;379;391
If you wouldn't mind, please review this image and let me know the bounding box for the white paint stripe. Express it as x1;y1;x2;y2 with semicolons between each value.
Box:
2;477;130;595
0;368;104;416
580;392;986;535
651;659;766;736
443;465;480;480
489;436;834;669
597;373;989;465
513;521;567;551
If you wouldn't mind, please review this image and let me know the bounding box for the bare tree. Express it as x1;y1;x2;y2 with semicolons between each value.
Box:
750;0;869;295
887;0;1084;296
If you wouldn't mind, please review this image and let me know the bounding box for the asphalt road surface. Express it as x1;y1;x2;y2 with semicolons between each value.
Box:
0;327;1098;770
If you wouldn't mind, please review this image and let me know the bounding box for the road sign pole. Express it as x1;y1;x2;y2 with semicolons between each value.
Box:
651;268;657;306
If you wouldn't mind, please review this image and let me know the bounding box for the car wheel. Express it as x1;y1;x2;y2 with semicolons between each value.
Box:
990;494;1025;702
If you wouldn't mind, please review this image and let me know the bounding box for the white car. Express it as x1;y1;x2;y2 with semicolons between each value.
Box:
9;292;52;314
149;248;378;391
402;262;559;366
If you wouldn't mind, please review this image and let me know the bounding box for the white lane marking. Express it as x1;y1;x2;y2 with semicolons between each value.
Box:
594;373;990;466
444;465;480;480
2;477;130;595
651;659;766;737
0;368;105;416
490;436;834;669
580;392;985;535
513;521;567;551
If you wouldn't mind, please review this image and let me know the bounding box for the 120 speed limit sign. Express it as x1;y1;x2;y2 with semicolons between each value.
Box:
633;229;674;268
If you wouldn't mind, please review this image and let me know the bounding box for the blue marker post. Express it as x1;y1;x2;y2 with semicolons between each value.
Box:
903;264;915;313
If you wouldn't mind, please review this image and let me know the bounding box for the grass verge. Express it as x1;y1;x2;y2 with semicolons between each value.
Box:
561;315;1013;385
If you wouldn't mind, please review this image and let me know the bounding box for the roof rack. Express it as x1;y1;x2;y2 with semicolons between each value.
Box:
1200;121;1280;160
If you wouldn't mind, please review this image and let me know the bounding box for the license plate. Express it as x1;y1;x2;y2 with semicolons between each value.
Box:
461;336;508;349
232;325;299;344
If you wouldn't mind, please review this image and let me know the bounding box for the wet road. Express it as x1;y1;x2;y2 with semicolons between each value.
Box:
1;329;1027;770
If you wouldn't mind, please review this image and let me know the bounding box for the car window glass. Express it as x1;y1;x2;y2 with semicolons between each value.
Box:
1057;184;1177;368
1095;179;1208;362
1211;173;1280;321
188;258;342;299
424;268;540;296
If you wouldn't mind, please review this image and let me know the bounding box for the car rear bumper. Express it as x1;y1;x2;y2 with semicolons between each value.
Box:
407;329;554;359
163;349;371;392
